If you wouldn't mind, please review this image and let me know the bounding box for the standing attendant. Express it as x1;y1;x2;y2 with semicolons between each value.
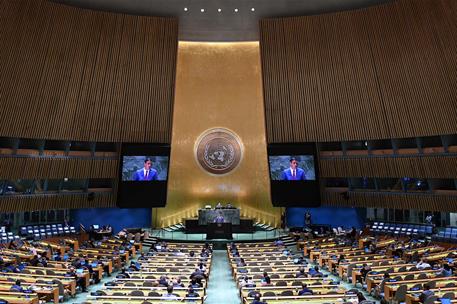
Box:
305;211;312;226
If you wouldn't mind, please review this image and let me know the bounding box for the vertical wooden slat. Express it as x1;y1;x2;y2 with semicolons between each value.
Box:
0;0;178;143
260;0;457;143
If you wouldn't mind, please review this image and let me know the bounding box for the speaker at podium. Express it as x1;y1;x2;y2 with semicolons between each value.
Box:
206;222;233;240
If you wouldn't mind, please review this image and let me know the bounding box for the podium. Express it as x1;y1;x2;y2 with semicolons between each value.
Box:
206;223;233;240
198;208;240;225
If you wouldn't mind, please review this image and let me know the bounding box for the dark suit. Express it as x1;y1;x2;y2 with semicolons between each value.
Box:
214;215;225;223
281;167;306;180
132;168;158;181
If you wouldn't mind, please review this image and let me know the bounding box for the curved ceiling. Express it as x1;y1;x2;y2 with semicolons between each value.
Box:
53;0;392;41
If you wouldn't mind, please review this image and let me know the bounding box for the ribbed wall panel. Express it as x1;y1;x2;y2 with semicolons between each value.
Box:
0;158;118;179
320;155;457;178
324;191;457;212
0;0;178;143
260;0;457;143
0;193;115;212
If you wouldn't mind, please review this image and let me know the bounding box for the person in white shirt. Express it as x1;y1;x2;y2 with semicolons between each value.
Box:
416;258;431;270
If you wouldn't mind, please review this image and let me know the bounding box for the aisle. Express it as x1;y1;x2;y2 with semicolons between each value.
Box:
205;250;241;304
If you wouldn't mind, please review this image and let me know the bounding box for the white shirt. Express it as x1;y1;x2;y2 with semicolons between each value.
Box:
290;168;296;177
417;261;431;269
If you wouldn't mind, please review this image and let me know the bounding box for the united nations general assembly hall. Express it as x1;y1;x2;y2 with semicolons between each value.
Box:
0;0;457;303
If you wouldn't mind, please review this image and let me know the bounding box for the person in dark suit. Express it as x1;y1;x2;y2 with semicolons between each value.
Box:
281;157;307;180
419;284;434;303
298;283;313;295
10;280;24;292
186;287;200;302
251;293;267;304
213;213;225;223
132;158;158;181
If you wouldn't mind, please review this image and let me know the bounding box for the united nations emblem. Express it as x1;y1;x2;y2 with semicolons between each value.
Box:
195;128;243;175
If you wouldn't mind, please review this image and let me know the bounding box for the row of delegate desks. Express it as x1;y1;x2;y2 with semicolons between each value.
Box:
362;241;457;303
390;245;444;258
365;267;439;292
313;247;364;264
240;284;347;298
228;242;360;304
0;281;58;304
103;238;142;252
305;235;448;269
302;234;457;304
0;268;78;296
357;237;396;249
0;291;39;304
304;233;457;304
384;276;457;301
306;237;395;259
86;242;212;303
406;288;457;304
338;257;397;278
361;256;457;301
362;248;457;296
0;237;133;303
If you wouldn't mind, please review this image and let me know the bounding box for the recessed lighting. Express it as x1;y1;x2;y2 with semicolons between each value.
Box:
251;7;255;11
200;8;205;12
217;8;222;12
184;7;188;11
234;8;238;12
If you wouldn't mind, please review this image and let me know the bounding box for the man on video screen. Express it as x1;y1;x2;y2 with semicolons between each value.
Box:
281;157;307;181
132;158;158;181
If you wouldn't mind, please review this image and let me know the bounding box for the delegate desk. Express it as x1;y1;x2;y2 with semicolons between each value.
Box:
405;288;457;304
384;277;457;300
198;208;240;225
89;229;112;240
243;294;358;304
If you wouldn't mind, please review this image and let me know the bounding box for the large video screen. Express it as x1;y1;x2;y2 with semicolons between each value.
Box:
268;144;321;207
117;144;170;208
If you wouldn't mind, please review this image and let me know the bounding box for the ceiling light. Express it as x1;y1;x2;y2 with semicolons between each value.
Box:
200;8;205;12
218;8;222;12
234;8;238;12
251;8;255;11
184;7;188;11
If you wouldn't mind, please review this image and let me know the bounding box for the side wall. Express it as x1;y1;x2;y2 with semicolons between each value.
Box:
0;0;178;143
0;0;178;212
260;0;457;143
70;208;151;233
260;0;457;211
286;207;366;229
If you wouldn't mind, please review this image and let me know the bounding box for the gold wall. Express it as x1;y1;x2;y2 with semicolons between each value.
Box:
154;42;280;228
